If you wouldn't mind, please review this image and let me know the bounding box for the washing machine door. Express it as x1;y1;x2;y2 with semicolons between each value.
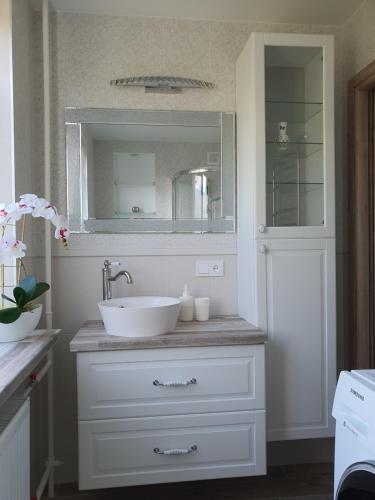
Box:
336;462;375;499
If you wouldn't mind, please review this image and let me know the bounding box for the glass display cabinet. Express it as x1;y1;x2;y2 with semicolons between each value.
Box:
265;46;324;228
254;34;335;239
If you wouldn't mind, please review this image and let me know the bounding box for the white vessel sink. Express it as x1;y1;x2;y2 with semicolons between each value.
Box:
98;296;182;337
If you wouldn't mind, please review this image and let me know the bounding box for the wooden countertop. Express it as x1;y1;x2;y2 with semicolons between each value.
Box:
70;316;266;353
0;329;61;407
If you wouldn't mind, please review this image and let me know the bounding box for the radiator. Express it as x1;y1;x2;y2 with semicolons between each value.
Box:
0;399;30;500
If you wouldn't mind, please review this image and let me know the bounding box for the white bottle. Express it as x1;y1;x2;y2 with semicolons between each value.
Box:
179;284;194;322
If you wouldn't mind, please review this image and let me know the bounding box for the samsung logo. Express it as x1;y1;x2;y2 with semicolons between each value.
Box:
350;388;365;401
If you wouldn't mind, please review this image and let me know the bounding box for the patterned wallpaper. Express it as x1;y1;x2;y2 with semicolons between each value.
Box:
338;0;375;80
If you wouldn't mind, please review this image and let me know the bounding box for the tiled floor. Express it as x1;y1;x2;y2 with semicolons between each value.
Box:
46;463;333;500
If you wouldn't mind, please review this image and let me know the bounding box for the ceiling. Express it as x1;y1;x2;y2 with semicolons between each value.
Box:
31;0;364;26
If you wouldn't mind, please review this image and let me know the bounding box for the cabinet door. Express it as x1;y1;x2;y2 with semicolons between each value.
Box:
257;238;336;440
253;33;334;239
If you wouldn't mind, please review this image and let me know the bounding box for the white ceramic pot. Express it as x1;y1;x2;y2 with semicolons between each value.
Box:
0;304;43;343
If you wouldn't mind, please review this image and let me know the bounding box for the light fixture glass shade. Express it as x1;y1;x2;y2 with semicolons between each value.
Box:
110;76;214;93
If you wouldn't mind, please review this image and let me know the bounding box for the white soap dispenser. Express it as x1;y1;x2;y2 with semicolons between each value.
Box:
179;284;194;322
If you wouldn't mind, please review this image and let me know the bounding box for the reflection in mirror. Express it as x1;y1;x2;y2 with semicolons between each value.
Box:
67;109;235;233
173;167;220;220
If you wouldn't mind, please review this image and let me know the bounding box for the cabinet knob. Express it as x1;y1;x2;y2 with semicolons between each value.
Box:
259;244;267;254
258;224;266;233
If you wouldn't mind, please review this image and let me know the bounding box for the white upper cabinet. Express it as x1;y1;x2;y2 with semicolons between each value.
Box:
239;33;335;239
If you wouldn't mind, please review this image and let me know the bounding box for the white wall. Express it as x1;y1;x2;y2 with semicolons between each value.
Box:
0;0;16;296
0;0;15;205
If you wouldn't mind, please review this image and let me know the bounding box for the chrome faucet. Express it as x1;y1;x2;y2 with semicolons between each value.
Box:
102;260;133;301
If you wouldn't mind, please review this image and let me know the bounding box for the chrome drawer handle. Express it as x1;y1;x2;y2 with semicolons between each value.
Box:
153;378;197;387
154;445;198;455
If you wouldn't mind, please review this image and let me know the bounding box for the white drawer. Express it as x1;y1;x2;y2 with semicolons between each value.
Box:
79;410;266;490
77;345;265;420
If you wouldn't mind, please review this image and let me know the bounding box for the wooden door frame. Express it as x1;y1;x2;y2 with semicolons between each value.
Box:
349;60;375;369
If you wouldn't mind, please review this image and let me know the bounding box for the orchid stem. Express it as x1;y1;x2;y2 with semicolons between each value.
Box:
20;259;27;279
1;225;4;308
17;216;26;285
0;265;3;309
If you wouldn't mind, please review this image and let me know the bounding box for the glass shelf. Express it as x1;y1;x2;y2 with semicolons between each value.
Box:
266;182;323;185
266;100;323;104
267;182;323;194
266;141;323;159
266;100;323;123
266;141;323;145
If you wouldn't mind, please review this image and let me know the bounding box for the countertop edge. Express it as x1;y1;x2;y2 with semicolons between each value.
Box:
0;329;61;407
70;336;267;353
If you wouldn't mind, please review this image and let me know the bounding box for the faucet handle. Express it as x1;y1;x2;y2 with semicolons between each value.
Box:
103;260;121;268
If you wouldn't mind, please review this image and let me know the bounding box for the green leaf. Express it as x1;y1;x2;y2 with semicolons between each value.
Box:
1;293;17;305
0;307;22;324
13;287;28;308
28;282;50;301
19;275;37;296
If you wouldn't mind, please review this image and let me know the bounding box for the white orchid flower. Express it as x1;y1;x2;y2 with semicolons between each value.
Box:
18;204;33;215
0;200;32;226
0;204;11;226
19;194;38;212
51;214;70;246
31;197;56;220
20;194;38;204
1;236;27;259
5;202;24;221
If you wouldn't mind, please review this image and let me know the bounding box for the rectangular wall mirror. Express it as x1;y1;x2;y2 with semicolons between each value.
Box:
66;108;236;233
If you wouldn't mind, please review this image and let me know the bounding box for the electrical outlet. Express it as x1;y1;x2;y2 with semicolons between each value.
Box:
195;260;224;277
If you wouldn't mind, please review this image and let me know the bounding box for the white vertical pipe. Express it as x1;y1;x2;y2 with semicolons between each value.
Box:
47;349;55;497
42;1;55;497
42;0;52;331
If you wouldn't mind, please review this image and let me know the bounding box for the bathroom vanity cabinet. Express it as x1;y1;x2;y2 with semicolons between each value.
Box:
71;317;267;490
236;33;336;441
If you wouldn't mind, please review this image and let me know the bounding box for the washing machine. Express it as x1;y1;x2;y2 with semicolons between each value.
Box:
333;370;375;499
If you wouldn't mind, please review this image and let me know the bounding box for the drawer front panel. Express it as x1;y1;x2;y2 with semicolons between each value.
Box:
79;410;266;490
78;346;265;420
